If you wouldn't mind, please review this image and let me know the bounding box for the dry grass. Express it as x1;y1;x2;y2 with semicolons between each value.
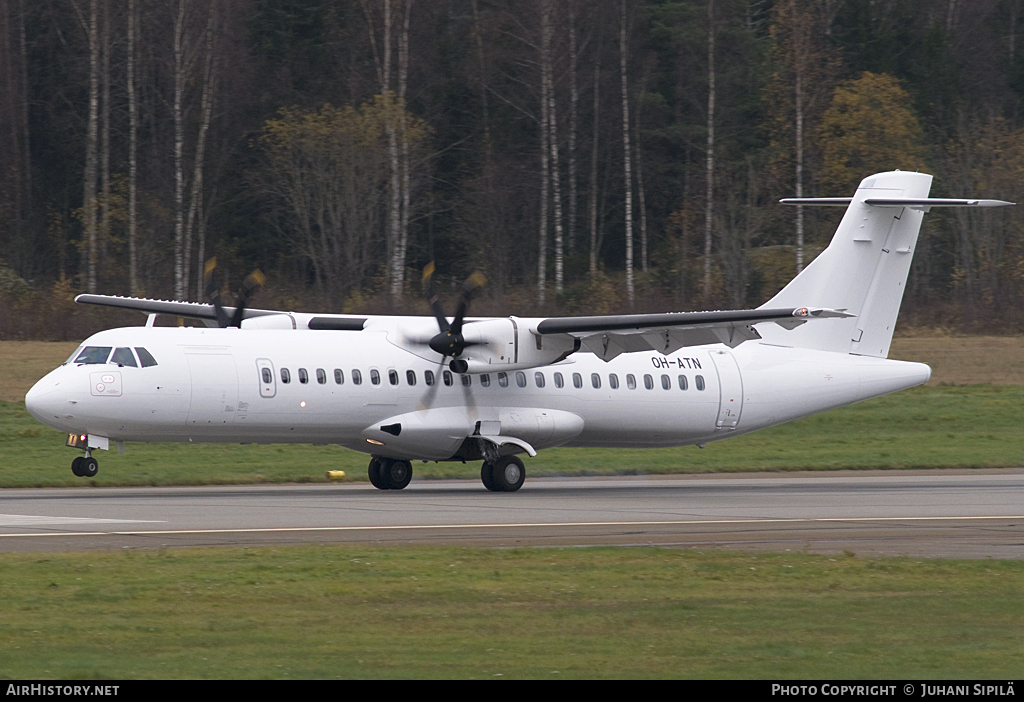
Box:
2;335;1022;403
889;335;1024;386
1;341;79;402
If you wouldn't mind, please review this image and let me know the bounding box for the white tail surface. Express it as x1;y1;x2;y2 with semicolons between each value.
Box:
757;171;932;358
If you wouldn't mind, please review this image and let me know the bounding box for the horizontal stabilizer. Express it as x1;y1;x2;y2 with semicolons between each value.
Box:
780;197;1015;211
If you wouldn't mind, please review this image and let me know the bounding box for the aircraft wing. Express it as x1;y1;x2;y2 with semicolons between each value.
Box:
535;307;852;361
75;294;285;325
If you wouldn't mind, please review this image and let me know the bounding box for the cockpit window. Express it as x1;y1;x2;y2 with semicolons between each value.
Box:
65;345;85;365
73;346;112;364
111;347;138;367
135;347;158;367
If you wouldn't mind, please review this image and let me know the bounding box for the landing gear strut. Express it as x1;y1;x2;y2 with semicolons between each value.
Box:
71;453;98;478
368;457;413;490
481;455;525;492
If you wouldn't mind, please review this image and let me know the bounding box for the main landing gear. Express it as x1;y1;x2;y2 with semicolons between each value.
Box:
481;455;525;492
366;455;526;492
368;457;413;490
71;453;98;478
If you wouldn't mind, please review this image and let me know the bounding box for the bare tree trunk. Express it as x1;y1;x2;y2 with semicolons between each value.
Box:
17;0;29;229
567;0;578;258
792;0;805;273
83;0;100;293
537;0;551;306
703;0;715;306
396;0;414;303
190;3;217;301
543;1;564;297
620;0;634;307
99;0;110;287
589;49;600;278
173;0;186;299
128;0;138;295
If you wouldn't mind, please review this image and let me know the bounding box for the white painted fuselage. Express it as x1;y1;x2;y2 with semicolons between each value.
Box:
26;320;930;461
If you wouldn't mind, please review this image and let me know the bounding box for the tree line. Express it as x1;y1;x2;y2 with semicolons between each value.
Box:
2;0;1024;339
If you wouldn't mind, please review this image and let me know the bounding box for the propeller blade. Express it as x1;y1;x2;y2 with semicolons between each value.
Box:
204;258;231;328
422;262;450;333
228;269;266;328
204;258;266;328
450;272;486;336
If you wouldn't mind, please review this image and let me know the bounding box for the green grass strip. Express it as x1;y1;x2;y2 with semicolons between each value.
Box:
1;545;1022;679
3;385;1023;488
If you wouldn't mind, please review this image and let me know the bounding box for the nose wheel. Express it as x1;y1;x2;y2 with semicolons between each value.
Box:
71;455;98;478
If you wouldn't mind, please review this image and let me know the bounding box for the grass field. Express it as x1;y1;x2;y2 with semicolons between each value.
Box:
2;545;1023;679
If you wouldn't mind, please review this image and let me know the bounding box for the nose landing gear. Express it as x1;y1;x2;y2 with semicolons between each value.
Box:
71;453;98;478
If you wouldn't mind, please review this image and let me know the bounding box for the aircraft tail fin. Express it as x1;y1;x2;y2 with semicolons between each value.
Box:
757;171;1011;357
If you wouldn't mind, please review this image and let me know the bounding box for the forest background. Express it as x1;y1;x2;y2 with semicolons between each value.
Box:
1;0;1023;340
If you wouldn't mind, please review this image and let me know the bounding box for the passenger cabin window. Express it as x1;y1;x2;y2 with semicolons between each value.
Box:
678;375;688;390
554;372;564;388
516;372;526;388
498;372;508;388
334;369;344;384
609;373;619;389
480;374;491;387
443;371;453;386
644;374;654;390
316;368;327;384
695;375;706;391
661;374;671;390
281;368;291;384
73;346;112;364
370;369;381;385
591;373;601;389
406;370;416;386
572;373;583;389
262;368;273;384
425;370;435;386
462;374;472;386
298;368;309;384
627;374;637;390
389;370;399;386
135;347;158;367
534;372;545;388
111;347;138;367
352;370;363;385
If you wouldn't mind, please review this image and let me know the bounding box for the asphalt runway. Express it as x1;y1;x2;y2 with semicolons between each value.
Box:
3;469;1024;557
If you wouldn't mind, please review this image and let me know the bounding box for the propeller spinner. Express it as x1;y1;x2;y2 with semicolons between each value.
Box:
422;263;486;372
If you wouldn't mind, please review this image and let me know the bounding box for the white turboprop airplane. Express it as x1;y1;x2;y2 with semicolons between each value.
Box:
25;171;1012;491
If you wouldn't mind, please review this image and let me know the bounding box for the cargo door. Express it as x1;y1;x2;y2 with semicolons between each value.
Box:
710;349;743;430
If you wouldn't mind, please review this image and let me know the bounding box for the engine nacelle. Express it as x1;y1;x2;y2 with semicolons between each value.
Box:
459;317;578;373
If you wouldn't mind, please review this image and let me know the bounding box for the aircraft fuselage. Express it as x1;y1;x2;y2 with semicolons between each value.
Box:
26;323;930;462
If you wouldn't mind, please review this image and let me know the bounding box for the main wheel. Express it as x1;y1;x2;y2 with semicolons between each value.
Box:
80;456;98;478
490;456;525;492
368;457;385;489
481;462;498;491
71;456;84;477
383;459;413;490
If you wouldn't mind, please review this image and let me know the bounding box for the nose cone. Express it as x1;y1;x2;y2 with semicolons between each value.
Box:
25;373;68;429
